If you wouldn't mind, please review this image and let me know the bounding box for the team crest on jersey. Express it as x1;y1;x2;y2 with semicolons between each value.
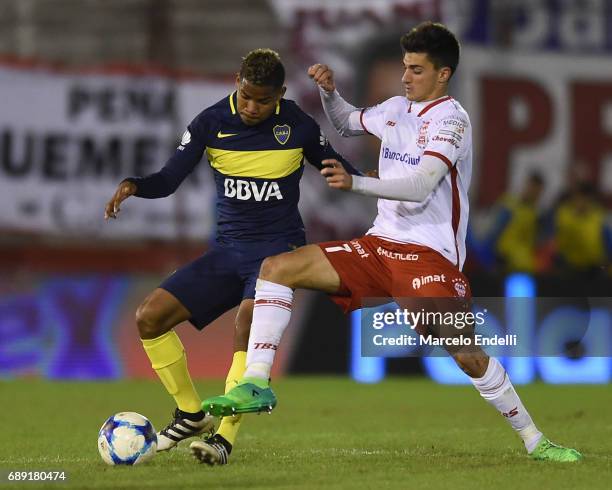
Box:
273;124;291;145
416;120;430;149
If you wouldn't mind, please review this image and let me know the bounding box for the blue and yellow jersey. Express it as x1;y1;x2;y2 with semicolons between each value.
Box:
555;201;608;269
494;194;538;273
127;92;359;243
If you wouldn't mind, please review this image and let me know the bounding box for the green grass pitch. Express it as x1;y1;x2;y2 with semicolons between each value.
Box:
1;377;610;489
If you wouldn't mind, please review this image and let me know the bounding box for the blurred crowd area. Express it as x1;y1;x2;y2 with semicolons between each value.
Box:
0;0;610;287
467;165;612;290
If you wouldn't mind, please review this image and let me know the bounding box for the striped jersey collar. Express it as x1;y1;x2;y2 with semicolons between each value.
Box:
407;95;452;117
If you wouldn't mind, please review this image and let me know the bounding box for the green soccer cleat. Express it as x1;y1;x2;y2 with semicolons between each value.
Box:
202;378;277;417
530;437;583;462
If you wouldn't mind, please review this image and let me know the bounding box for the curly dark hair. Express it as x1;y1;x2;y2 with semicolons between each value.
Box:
239;49;285;89
400;21;460;77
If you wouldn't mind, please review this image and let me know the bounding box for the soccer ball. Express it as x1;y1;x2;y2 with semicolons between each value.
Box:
97;412;157;465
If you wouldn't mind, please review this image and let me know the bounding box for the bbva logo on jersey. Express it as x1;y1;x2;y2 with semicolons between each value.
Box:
224;178;283;201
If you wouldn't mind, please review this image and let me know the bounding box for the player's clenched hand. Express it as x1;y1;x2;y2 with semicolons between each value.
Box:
321;159;352;190
104;181;137;220
307;64;336;92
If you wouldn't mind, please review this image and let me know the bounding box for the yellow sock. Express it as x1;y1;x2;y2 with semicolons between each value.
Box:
141;330;202;413
216;351;246;446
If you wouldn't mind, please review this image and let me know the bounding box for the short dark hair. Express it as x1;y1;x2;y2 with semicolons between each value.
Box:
239;49;285;89
400;22;460;76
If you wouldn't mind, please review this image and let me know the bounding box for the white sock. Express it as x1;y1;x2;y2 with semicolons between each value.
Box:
470;357;543;453
243;279;293;381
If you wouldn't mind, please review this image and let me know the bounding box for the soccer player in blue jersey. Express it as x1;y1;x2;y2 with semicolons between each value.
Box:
104;48;360;466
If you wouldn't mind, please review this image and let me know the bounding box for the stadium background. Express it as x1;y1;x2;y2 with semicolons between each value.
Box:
1;0;611;385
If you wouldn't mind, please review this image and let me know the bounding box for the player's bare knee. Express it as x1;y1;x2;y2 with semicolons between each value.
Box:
259;254;292;285
136;302;164;339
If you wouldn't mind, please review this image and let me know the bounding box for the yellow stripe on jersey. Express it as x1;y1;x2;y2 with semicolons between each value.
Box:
206;147;303;178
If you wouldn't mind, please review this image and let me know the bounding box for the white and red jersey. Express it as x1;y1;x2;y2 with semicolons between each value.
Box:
359;95;472;269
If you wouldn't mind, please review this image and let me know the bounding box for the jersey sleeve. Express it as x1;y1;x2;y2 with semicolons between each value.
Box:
302;117;362;176
422;112;470;169
359;97;398;140
125;115;208;198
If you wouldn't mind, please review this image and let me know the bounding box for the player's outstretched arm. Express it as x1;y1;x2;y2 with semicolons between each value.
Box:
322;155;449;202
112;124;206;205
308;63;365;137
104;180;137;220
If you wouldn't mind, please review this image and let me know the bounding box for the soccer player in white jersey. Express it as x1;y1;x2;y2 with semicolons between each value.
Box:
203;22;582;462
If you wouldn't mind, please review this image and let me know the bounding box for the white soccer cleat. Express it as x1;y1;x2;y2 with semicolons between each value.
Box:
156;408;215;452
190;435;232;466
